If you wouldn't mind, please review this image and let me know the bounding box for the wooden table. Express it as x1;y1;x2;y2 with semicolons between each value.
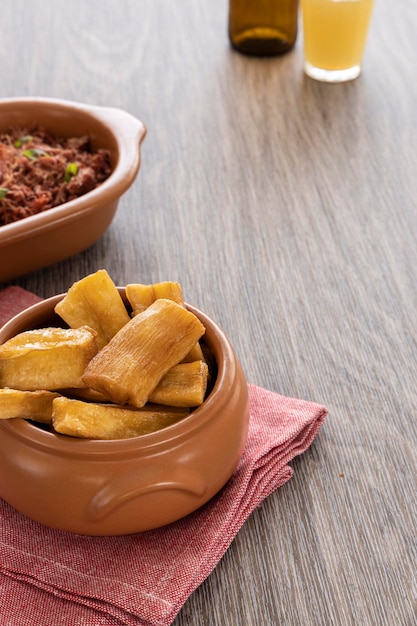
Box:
1;1;416;624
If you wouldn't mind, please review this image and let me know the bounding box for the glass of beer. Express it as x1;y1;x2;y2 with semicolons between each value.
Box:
301;0;375;82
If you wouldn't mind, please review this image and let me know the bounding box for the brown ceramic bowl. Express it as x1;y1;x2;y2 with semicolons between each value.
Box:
0;291;249;535
0;98;146;282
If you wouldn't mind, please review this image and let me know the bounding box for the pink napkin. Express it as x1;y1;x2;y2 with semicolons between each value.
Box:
0;287;327;626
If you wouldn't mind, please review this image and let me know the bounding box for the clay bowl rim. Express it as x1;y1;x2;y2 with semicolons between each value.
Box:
0;97;147;246
0;292;238;459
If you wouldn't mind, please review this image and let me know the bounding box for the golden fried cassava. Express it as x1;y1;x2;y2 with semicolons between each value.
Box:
126;281;204;364
149;360;208;407
52;396;189;439
0;326;98;391
0;388;60;423
54;269;130;348
126;281;184;315
181;341;205;363
0;271;212;440
82;299;205;408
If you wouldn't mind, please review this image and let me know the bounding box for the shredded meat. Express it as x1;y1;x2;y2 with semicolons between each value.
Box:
0;126;112;226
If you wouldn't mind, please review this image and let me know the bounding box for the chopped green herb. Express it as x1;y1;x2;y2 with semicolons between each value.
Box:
14;135;33;148
23;148;47;160
0;188;9;199
65;162;79;182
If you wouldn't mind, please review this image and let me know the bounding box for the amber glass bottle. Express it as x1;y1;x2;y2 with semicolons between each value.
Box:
228;0;299;56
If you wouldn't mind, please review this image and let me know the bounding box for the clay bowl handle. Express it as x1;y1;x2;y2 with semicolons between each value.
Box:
86;463;207;522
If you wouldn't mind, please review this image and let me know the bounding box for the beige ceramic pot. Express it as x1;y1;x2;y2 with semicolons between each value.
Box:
0;97;146;282
0;292;249;535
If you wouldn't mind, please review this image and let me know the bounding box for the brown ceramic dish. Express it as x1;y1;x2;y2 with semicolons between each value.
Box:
0;291;249;535
0;98;146;282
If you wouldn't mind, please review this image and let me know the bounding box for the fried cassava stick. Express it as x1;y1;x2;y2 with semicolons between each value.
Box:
0;388;60;423
82;299;205;408
0;326;98;391
55;269;130;349
149;360;208;407
52;397;190;439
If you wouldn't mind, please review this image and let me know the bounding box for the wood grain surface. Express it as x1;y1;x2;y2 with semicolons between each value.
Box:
1;1;416;624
